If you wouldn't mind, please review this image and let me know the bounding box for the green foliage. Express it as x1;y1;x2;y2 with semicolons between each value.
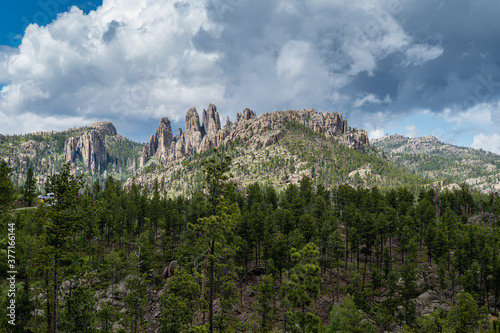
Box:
326;294;377;333
160;266;201;333
0;161;15;214
59;283;95;332
282;243;322;333
447;290;487;333
22;167;37;207
253;274;276;332
1;154;499;333
44;163;85;249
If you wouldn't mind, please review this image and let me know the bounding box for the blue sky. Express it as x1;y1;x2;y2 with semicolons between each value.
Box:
0;1;101;47
0;0;499;153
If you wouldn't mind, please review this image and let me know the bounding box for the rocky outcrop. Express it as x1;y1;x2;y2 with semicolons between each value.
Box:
20;140;47;151
139;105;370;167
140;117;174;167
64;130;107;174
183;108;204;156
415;290;451;317
90;121;117;136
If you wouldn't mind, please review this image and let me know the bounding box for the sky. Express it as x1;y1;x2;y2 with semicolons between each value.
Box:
0;0;499;153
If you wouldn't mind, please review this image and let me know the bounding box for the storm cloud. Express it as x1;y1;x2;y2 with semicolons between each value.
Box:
0;0;499;149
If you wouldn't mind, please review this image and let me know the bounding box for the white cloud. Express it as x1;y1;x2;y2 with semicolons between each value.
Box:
0;1;224;136
442;102;497;126
405;124;419;138
471;133;500;154
404;44;443;66
0;110;100;135
369;128;385;140
0;0;471;140
354;93;392;108
0;46;19;84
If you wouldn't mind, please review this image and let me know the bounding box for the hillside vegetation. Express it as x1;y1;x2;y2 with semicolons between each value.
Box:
373;135;500;194
1;156;499;332
0;126;143;194
131;122;429;197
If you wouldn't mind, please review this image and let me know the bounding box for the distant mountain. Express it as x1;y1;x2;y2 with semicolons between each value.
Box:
372;134;500;193
129;106;428;195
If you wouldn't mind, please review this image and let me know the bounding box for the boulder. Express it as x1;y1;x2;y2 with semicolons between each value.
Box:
163;260;178;278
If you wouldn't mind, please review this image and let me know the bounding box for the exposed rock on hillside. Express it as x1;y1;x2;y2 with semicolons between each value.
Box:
139;105;369;167
90;121;117;136
64;130;107;173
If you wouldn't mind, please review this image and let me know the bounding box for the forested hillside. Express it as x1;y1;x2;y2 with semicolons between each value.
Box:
0;123;143;196
132;122;430;196
373;135;500;194
1;154;499;332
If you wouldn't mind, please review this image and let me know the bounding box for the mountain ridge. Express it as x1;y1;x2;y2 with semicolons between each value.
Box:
139;104;370;168
372;133;500;193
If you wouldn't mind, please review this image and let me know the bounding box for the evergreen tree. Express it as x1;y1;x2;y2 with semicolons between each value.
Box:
23;167;37;207
160;266;201;333
253;274;276;332
326;294;377;333
281;243;322;333
0;161;15;214
328;229;345;303
44;163;85;333
447;290;487;333
194;149;238;333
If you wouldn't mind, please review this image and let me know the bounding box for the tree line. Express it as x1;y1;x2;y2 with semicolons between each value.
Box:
1;156;500;332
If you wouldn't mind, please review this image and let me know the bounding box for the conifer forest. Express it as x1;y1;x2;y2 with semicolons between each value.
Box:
1;151;500;332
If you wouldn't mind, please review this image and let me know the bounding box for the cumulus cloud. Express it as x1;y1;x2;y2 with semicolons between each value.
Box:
0;0;499;143
0;46;19;84
369;128;385;140
441;102;497;126
0;0;224;139
471;133;500;154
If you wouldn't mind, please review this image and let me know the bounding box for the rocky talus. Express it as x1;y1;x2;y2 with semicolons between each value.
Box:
139;105;369;167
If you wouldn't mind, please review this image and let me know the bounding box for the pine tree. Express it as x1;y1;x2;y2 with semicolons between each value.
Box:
447;290;487;333
326;294;377;333
23;167;37;207
281;243;322;333
44;163;85;333
0;161;15;214
194;149;238;333
328;229;345;303
254;274;276;332
160;266;201;333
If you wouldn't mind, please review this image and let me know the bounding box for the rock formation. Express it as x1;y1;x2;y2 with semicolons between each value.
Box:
140;117;174;166
139;105;370;167
90;121;117;136
64;130;107;174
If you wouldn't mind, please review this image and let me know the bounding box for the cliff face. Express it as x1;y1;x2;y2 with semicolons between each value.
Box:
139;105;369;167
63;121;117;173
